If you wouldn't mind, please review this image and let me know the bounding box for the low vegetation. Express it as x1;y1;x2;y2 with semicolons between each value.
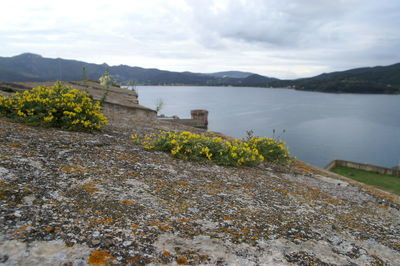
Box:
132;130;291;167
0;82;107;132
331;166;400;195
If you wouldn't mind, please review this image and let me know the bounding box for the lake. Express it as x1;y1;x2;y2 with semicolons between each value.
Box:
135;85;400;168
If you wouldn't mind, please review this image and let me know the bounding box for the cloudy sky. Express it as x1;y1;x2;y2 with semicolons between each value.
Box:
1;0;399;79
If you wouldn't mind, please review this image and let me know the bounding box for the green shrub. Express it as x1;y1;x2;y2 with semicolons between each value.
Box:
132;130;291;167
0;82;107;132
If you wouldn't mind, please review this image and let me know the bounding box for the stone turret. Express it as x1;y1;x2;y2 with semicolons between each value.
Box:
191;109;208;127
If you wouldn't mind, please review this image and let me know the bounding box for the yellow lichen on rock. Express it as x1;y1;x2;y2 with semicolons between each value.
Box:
87;250;115;265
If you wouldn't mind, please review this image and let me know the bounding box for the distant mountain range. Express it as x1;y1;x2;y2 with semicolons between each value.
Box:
271;64;400;94
0;53;399;94
0;53;276;87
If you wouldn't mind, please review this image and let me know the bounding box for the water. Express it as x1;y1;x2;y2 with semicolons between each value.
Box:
135;85;400;168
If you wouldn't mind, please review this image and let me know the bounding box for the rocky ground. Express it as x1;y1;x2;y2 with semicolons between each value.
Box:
0;117;399;265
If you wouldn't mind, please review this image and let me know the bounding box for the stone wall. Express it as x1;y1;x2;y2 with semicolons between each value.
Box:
157;110;209;129
325;159;400;177
102;103;157;127
175;118;207;129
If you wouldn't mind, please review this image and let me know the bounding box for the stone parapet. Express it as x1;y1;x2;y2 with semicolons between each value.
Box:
325;159;400;177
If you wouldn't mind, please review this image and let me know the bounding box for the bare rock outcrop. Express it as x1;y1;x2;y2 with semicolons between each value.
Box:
0;117;399;265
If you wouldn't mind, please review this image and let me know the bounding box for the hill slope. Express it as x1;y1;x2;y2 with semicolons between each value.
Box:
271;64;400;94
0;53;399;93
0;53;276;86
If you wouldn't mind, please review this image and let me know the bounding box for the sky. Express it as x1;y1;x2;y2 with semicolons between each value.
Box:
1;0;400;79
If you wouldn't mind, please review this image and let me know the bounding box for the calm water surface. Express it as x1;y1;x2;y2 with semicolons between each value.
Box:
136;86;400;168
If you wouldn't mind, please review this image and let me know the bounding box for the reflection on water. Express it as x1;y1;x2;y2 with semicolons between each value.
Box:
137;86;400;168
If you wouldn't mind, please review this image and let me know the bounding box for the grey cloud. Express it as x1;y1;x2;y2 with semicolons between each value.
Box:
1;0;400;79
186;0;355;47
186;0;400;57
183;0;400;76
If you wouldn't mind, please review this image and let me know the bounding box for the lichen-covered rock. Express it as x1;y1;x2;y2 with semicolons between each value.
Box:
0;239;91;265
0;117;399;265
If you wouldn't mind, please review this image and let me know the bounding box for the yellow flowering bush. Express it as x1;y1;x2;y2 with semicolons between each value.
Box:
0;82;107;132
132;130;291;166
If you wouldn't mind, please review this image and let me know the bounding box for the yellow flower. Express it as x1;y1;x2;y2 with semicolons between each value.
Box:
68;89;80;94
131;134;139;141
43;116;54;122
201;147;209;153
17;110;26;117
63;111;76;117
74;106;82;113
181;131;192;136
171;145;182;155
82;121;90;127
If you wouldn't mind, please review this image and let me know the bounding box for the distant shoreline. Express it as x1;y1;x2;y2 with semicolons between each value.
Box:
131;84;400;95
1;53;399;95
